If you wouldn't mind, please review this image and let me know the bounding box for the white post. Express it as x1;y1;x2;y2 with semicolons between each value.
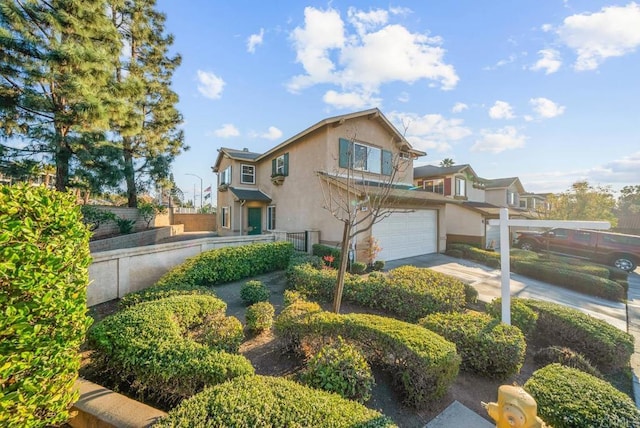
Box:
499;208;511;325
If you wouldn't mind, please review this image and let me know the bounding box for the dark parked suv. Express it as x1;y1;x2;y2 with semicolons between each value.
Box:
515;228;640;272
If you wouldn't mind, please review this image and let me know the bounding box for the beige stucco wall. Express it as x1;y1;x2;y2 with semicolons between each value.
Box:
446;203;485;236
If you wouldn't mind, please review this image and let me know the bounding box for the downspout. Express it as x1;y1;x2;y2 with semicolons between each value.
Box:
239;200;246;236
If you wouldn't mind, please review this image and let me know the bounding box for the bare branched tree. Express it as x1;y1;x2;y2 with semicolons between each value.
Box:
318;128;417;312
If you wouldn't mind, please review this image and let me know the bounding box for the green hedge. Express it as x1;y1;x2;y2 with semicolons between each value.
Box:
88;295;254;405
246;302;275;333
275;300;460;408
485;298;538;336
312;243;342;267
419;312;526;379
533;346;601;378
0;185;92;427
287;263;466;322
524;364;640;427
521;298;633;372
119;284;216;308
156;375;396;427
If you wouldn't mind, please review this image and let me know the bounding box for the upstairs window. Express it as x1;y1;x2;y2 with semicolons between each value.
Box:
507;191;517;206
219;166;232;185
271;153;289;176
339;138;392;176
241;164;255;184
424;179;444;194
455;177;466;197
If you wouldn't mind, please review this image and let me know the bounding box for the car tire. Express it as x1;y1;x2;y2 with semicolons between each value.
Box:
612;255;637;272
519;240;536;252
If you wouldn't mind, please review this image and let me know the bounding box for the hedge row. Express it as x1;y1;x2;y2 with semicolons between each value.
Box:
520;298;634;373
120;241;293;307
275;300;460;408
485;298;538;336
312;243;342;266
419;312;526;379
156;375;396;427
287;262;466;322
88;295;254;405
0;185;92;427
524;364;640;427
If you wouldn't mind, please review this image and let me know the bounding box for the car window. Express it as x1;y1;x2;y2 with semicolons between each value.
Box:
574;231;591;242
550;229;568;239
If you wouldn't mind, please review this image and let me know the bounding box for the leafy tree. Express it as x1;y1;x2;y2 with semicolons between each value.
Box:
439;158;455;167
108;0;185;207
617;185;640;215
0;0;121;191
546;181;617;226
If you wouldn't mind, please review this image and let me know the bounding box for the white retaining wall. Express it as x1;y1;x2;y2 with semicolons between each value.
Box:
88;234;275;306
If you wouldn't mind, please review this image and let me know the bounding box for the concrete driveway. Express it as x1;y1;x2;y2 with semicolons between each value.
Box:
384;253;627;331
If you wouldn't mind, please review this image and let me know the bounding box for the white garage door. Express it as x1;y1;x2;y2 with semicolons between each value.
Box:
372;210;438;261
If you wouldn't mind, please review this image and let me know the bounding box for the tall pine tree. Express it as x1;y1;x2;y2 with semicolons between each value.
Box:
0;0;121;191
109;0;185;207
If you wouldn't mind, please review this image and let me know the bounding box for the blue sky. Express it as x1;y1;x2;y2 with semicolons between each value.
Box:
158;0;640;205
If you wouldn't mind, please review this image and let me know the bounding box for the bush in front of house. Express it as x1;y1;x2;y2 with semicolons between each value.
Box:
372;260;385;271
485;298;538;337
155;375;397;428
463;283;479;306
524;364;640;428
286;262;466;323
88;295;254;406
240;280;270;305
351;261;367;274
194;314;244;353
312;243;342;267
299;336;375;403
119;284;216;308
246;302;275;333
520;298;634;373
533;346;602;378
419;311;526;379
0;185;92;428
154;241;294;289
274;300;460;408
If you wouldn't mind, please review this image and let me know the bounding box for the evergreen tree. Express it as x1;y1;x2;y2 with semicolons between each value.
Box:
108;0;185;207
547;181;617;225
0;0;121;191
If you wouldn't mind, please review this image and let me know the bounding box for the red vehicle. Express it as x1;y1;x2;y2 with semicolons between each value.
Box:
515;228;640;272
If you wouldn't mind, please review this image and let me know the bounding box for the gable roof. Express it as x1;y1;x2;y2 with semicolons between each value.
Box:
212;148;261;172
413;164;478;179
462;201;531;218
483;177;525;193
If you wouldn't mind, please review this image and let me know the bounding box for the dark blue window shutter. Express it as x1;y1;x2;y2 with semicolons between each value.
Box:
339;138;352;168
382;150;392;176
283;153;289;176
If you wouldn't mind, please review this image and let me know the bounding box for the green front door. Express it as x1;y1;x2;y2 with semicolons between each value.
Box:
247;207;261;235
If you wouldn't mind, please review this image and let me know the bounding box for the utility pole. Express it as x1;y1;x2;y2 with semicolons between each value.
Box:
186;173;203;210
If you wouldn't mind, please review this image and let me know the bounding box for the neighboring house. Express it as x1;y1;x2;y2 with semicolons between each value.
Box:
519;192;552;217
414;166;529;249
212;108;452;262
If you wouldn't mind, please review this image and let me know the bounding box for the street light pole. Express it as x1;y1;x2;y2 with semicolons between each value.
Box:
185;173;203;210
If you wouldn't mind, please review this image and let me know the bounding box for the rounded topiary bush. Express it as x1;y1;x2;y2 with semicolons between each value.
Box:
351;261;367;275
524;364;640;428
486;297;538;336
533;346;601;378
194;314;244;353
1;185;92;427
299;337;375;403
240;280;270;305
372;260;385;271
246;301;275;333
419;311;526;379
155;375;396;427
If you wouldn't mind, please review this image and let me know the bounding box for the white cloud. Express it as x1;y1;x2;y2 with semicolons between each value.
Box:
260;126;283;140
247;28;265;53
588;152;640;183
483;54;517;71
529;97;565;119
557;3;640;71
322;90;380;109
489;101;515;119
397;92;410;103
197;70;225;99
213;124;240;138
471;126;526;153
388;111;472;153
530;49;562;74
288;6;458;107
451;102;468;113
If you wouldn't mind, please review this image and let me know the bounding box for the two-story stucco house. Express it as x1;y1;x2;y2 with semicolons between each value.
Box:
212;108;452;262
413;165;530;249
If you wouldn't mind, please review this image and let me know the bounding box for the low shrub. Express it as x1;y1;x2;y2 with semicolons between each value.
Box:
521;298;634;372
246;302;275;333
240;280;270;305
312;243;342;267
154;241;293;289
464;283;479;306
419;311;526;379
283;289;305;307
372;260;385;271
287;264;466;322
524;364;640;428
192;314;244;353
533;346;601;378
88;295;254;405
485;298;538;336
155;375;396;427
1;185;92;427
119;284;216;308
299;336;375;403
445;248;463;258
351;261;367;274
275;300;460;408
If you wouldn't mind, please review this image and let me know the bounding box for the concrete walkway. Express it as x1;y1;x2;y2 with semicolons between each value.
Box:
384;253;637;426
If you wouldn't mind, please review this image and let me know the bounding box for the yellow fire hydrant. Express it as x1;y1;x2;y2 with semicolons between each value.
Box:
482;385;544;428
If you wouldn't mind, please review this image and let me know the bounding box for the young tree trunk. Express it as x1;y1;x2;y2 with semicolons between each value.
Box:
332;220;352;313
